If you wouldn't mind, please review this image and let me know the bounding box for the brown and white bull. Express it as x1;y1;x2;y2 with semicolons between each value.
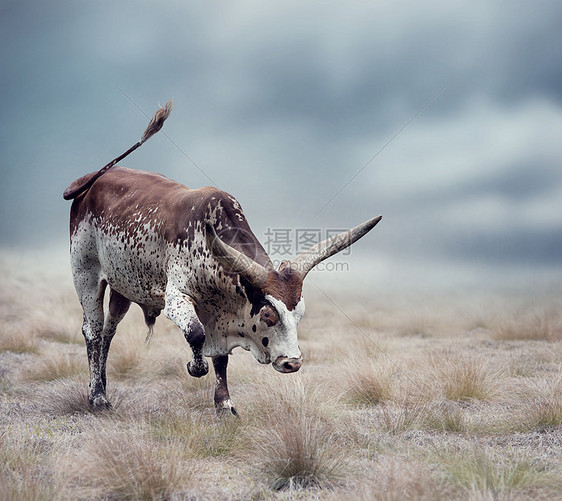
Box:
63;102;381;415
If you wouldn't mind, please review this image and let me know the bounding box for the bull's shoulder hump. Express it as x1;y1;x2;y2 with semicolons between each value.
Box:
193;186;236;201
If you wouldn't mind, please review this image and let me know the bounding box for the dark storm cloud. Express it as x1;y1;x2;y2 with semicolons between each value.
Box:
1;0;561;286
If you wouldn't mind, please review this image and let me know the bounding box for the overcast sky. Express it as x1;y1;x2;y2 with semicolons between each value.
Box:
1;1;561;291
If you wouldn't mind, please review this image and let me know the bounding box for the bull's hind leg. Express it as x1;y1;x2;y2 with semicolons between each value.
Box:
98;289;131;393
74;262;130;409
74;265;108;409
84;288;130;410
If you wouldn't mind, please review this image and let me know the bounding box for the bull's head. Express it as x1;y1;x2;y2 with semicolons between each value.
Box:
205;216;382;373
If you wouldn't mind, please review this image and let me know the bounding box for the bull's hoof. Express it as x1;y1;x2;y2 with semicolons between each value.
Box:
215;399;238;418
89;394;112;412
187;358;209;378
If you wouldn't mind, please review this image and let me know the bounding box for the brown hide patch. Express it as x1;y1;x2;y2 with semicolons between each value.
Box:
69;167;179;238
262;268;303;311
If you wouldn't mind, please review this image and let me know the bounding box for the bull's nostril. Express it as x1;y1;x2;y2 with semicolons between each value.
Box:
283;361;301;372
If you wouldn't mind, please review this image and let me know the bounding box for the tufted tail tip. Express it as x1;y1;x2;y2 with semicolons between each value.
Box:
140;99;174;144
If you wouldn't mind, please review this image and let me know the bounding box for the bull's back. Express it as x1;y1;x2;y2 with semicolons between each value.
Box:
69;167;217;305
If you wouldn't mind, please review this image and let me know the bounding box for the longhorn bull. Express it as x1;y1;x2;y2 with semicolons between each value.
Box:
63;102;381;415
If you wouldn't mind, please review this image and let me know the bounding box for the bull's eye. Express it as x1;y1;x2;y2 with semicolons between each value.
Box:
260;305;279;327
262;337;269;347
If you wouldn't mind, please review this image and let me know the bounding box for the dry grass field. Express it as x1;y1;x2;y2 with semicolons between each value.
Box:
1;253;561;500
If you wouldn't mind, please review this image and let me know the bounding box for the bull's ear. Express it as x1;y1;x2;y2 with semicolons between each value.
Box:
205;222;269;287
291;215;382;280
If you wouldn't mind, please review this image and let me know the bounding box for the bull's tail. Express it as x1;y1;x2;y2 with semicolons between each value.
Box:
62;100;174;200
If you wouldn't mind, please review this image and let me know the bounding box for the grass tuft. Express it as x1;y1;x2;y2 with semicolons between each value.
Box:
38;379;130;416
39;379;92;415
68;430;192;500
343;358;394;406
245;377;346;491
435;447;557;496
516;378;562;432
0;323;38;354
23;352;88;382
356;458;446;501
0;470;63;501
378;400;429;433
148;411;240;458
37;320;82;344
423;401;466;432
107;332;146;379
522;399;562;432
429;354;501;402
493;308;562;341
0;432;64;501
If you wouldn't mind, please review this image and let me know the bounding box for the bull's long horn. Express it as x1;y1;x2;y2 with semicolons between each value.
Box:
291;215;382;279
205;222;269;287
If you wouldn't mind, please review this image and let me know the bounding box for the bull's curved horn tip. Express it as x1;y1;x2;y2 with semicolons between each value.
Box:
369;215;382;227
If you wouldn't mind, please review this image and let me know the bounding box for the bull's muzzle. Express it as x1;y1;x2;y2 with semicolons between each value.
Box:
273;355;303;373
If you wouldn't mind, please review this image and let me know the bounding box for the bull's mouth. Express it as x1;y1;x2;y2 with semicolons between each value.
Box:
258;354;271;365
272;356;303;373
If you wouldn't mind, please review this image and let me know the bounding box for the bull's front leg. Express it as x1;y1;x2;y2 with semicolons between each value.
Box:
164;287;209;378
213;355;237;416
